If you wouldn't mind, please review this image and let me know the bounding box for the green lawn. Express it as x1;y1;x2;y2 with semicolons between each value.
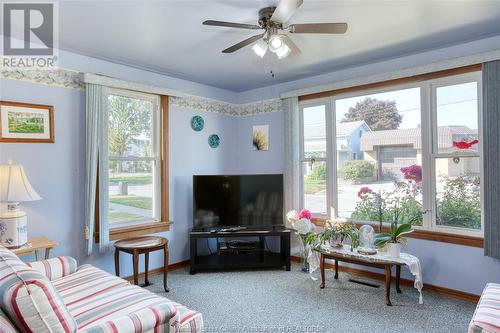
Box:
304;180;326;194
109;195;152;210
108;211;144;224
109;174;151;185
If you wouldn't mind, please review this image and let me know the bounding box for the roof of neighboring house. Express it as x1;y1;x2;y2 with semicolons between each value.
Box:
360;126;478;151
305;120;370;140
337;121;370;136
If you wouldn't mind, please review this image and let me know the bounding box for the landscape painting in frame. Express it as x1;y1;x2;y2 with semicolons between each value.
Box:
252;124;269;151
0;101;54;143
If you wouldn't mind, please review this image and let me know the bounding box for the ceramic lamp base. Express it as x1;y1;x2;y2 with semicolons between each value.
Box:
0;211;28;248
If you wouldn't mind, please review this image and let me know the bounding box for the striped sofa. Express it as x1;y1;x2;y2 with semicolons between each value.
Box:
0;246;203;333
469;283;500;333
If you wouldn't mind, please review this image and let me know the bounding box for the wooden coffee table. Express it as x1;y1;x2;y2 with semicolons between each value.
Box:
318;245;405;306
114;236;169;292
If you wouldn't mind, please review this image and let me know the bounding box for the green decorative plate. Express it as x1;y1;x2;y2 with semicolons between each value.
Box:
191;115;204;132
208;134;220;148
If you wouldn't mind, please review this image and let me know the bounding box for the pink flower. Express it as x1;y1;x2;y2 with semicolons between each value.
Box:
298;209;312;220
357;187;373;198
400;164;422;183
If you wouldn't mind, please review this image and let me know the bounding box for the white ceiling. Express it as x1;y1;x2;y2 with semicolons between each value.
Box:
50;1;500;91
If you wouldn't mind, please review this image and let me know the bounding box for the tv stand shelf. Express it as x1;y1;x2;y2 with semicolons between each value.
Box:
189;229;291;274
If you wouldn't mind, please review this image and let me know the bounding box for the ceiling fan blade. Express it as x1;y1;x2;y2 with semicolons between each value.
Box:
203;20;262;30
281;35;301;56
289;23;348;34
270;0;303;24
222;33;265;53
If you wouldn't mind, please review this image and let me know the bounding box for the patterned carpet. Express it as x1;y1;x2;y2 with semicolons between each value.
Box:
145;264;476;333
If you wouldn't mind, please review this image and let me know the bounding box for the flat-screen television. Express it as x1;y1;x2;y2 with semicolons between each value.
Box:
193;174;284;230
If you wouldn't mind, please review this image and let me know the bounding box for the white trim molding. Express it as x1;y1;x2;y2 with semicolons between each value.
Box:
83;73;184;98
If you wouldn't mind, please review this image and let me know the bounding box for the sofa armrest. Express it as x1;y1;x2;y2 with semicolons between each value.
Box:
77;303;203;333
27;256;78;281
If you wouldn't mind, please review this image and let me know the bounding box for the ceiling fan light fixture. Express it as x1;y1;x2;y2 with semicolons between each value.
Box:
268;35;284;52
252;40;268;58
275;43;291;59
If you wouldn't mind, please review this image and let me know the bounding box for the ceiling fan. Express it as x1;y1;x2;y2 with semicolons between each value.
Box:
202;0;347;59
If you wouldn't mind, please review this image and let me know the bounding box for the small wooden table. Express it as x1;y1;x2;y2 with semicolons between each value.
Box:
11;237;58;260
114;236;169;292
319;245;404;306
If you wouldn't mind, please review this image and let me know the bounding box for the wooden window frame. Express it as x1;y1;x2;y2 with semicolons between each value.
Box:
299;64;481;101
95;95;171;242
311;218;483;248
300;64;484;248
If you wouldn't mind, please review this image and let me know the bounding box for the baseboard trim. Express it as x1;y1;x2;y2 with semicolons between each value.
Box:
291;256;480;303
123;260;190;282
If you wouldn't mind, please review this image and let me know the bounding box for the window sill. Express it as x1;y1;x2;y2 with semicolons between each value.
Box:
311;218;483;248
109;221;173;241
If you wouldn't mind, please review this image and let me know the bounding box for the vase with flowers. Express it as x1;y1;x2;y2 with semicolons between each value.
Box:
286;209;315;272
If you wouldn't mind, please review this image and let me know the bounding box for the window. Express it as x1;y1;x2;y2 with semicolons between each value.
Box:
299;71;482;236
300;103;328;215
105;89;161;228
432;80;481;231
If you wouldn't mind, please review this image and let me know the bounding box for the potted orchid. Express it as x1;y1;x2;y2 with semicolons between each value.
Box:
322;221;359;249
374;221;413;258
286;209;315;272
374;201;415;258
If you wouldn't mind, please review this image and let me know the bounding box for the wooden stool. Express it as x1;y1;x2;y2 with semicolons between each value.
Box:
114;236;169;292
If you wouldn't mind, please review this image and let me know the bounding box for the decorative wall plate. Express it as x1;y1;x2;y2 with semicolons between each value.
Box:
208;134;220;148
191;115;204;132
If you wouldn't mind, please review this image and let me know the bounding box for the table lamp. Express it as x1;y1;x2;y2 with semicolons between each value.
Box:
0;161;41;248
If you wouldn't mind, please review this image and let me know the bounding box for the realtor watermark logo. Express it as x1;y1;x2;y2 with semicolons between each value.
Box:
1;2;58;69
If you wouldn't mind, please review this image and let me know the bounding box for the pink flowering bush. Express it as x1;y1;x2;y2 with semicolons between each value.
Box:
298;209;312;220
400;164;422;183
357;186;373;199
352;164;423;226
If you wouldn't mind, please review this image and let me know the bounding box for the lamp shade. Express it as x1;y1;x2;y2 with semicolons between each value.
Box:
0;163;41;202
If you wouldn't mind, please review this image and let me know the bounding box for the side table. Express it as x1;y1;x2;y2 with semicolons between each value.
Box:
11;237;58;260
114;236;169;292
318;245;406;306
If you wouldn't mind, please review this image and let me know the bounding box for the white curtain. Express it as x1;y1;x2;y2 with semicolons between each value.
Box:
283;97;301;217
85;83;109;255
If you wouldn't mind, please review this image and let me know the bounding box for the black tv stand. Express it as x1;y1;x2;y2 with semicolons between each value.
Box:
189;228;291;274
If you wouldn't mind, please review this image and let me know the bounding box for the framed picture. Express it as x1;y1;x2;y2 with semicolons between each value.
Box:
0;101;54;143
252;124;269;151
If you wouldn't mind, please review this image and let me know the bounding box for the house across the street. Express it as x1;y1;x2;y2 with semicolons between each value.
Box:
360;126;480;180
304;120;371;163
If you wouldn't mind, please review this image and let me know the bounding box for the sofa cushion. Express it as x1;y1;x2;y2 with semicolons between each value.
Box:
53;264;203;333
469;283;500;333
0;246;77;333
